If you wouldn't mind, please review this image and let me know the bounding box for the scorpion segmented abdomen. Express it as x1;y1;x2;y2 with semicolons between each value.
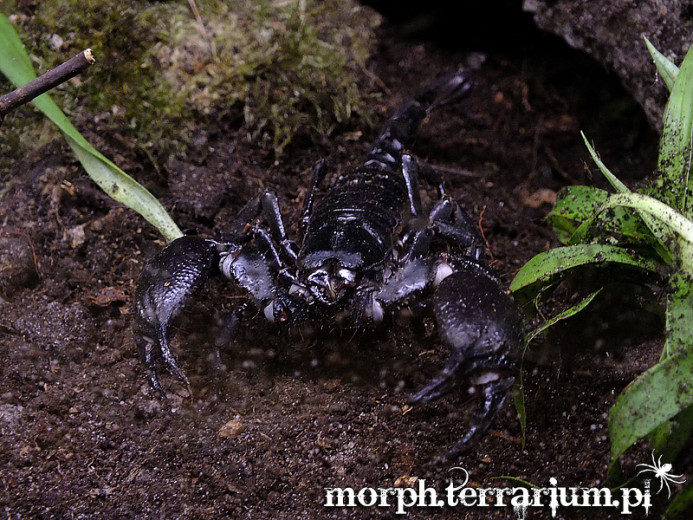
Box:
366;69;473;170
366;101;426;169
299;165;409;269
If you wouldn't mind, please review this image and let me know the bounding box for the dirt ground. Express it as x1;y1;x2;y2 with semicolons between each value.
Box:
1;5;690;520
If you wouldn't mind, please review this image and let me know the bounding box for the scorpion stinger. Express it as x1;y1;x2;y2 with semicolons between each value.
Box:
134;64;525;459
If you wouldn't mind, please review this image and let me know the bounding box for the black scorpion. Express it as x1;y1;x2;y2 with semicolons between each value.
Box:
134;68;524;459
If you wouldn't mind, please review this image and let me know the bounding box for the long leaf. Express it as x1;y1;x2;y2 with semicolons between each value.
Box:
570;192;693;266
597;193;693;271
550;186;666;257
525;289;602;344
550;186;610;243
648;404;693;466
0;13;183;242
648;275;693;465
608;347;693;476
662;42;693;215
663;272;693;359
644;37;679;93
510;244;659;293
581;132;674;254
646;42;693;217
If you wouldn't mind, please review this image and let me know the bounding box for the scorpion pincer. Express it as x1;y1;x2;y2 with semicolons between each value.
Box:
134;66;524;460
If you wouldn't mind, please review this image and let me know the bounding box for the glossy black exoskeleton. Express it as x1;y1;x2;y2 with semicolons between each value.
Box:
134;66;524;460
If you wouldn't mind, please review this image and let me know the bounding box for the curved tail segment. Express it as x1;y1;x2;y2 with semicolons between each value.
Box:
365;68;474;170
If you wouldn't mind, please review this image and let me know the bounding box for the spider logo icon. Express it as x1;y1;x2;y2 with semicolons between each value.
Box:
636;451;686;499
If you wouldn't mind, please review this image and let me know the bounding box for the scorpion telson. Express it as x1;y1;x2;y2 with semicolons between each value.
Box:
134;66;524;460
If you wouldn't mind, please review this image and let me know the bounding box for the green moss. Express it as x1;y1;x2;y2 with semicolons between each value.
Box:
31;0;190;158
153;0;381;154
2;0;380;163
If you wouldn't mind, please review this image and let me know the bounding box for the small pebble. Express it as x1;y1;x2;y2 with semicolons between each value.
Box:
218;419;246;439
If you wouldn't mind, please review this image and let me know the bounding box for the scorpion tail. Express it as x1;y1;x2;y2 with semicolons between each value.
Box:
415;68;474;112
366;63;478;169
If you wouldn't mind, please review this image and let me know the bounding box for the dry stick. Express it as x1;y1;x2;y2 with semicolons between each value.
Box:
187;0;216;58
0;48;95;125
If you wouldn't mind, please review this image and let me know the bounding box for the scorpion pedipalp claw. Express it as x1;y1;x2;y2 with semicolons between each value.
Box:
430;377;516;464
133;236;219;395
414;266;524;456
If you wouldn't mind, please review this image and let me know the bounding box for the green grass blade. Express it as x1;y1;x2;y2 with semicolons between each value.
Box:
648;42;693;216
508;292;604;449
63;134;182;241
607;192;693;239
525;289;602;344
648;404;693;466
644;37;679;92
570;191;692;266
581;132;674;253
599;193;693;267
0;13;33;78
581;131;631;194
663;272;693;359
608;347;693;477
550;186;667;257
514;290;603;445
510;244;659;293
0;13;183;242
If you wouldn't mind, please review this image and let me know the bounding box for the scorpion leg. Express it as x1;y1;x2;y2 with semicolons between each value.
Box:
372;198;479;310
401;154;423;216
452;375;516;458
226;189;299;263
232;190;298;264
431;198;486;262
258;191;299;263
134;236;221;396
299;159;328;235
403;195;480;264
402;153;445;203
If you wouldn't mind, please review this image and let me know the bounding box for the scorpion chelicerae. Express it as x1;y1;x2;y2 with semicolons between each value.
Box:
134;66;524;459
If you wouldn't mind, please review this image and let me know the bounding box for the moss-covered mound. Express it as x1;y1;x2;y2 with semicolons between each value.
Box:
1;0;380;165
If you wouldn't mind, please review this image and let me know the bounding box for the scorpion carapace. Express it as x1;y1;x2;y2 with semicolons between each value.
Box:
134;66;524;461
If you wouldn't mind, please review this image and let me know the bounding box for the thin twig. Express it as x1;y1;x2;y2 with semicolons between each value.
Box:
433;164;484;178
187;0;216;58
477;204;495;262
0;48;94;124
